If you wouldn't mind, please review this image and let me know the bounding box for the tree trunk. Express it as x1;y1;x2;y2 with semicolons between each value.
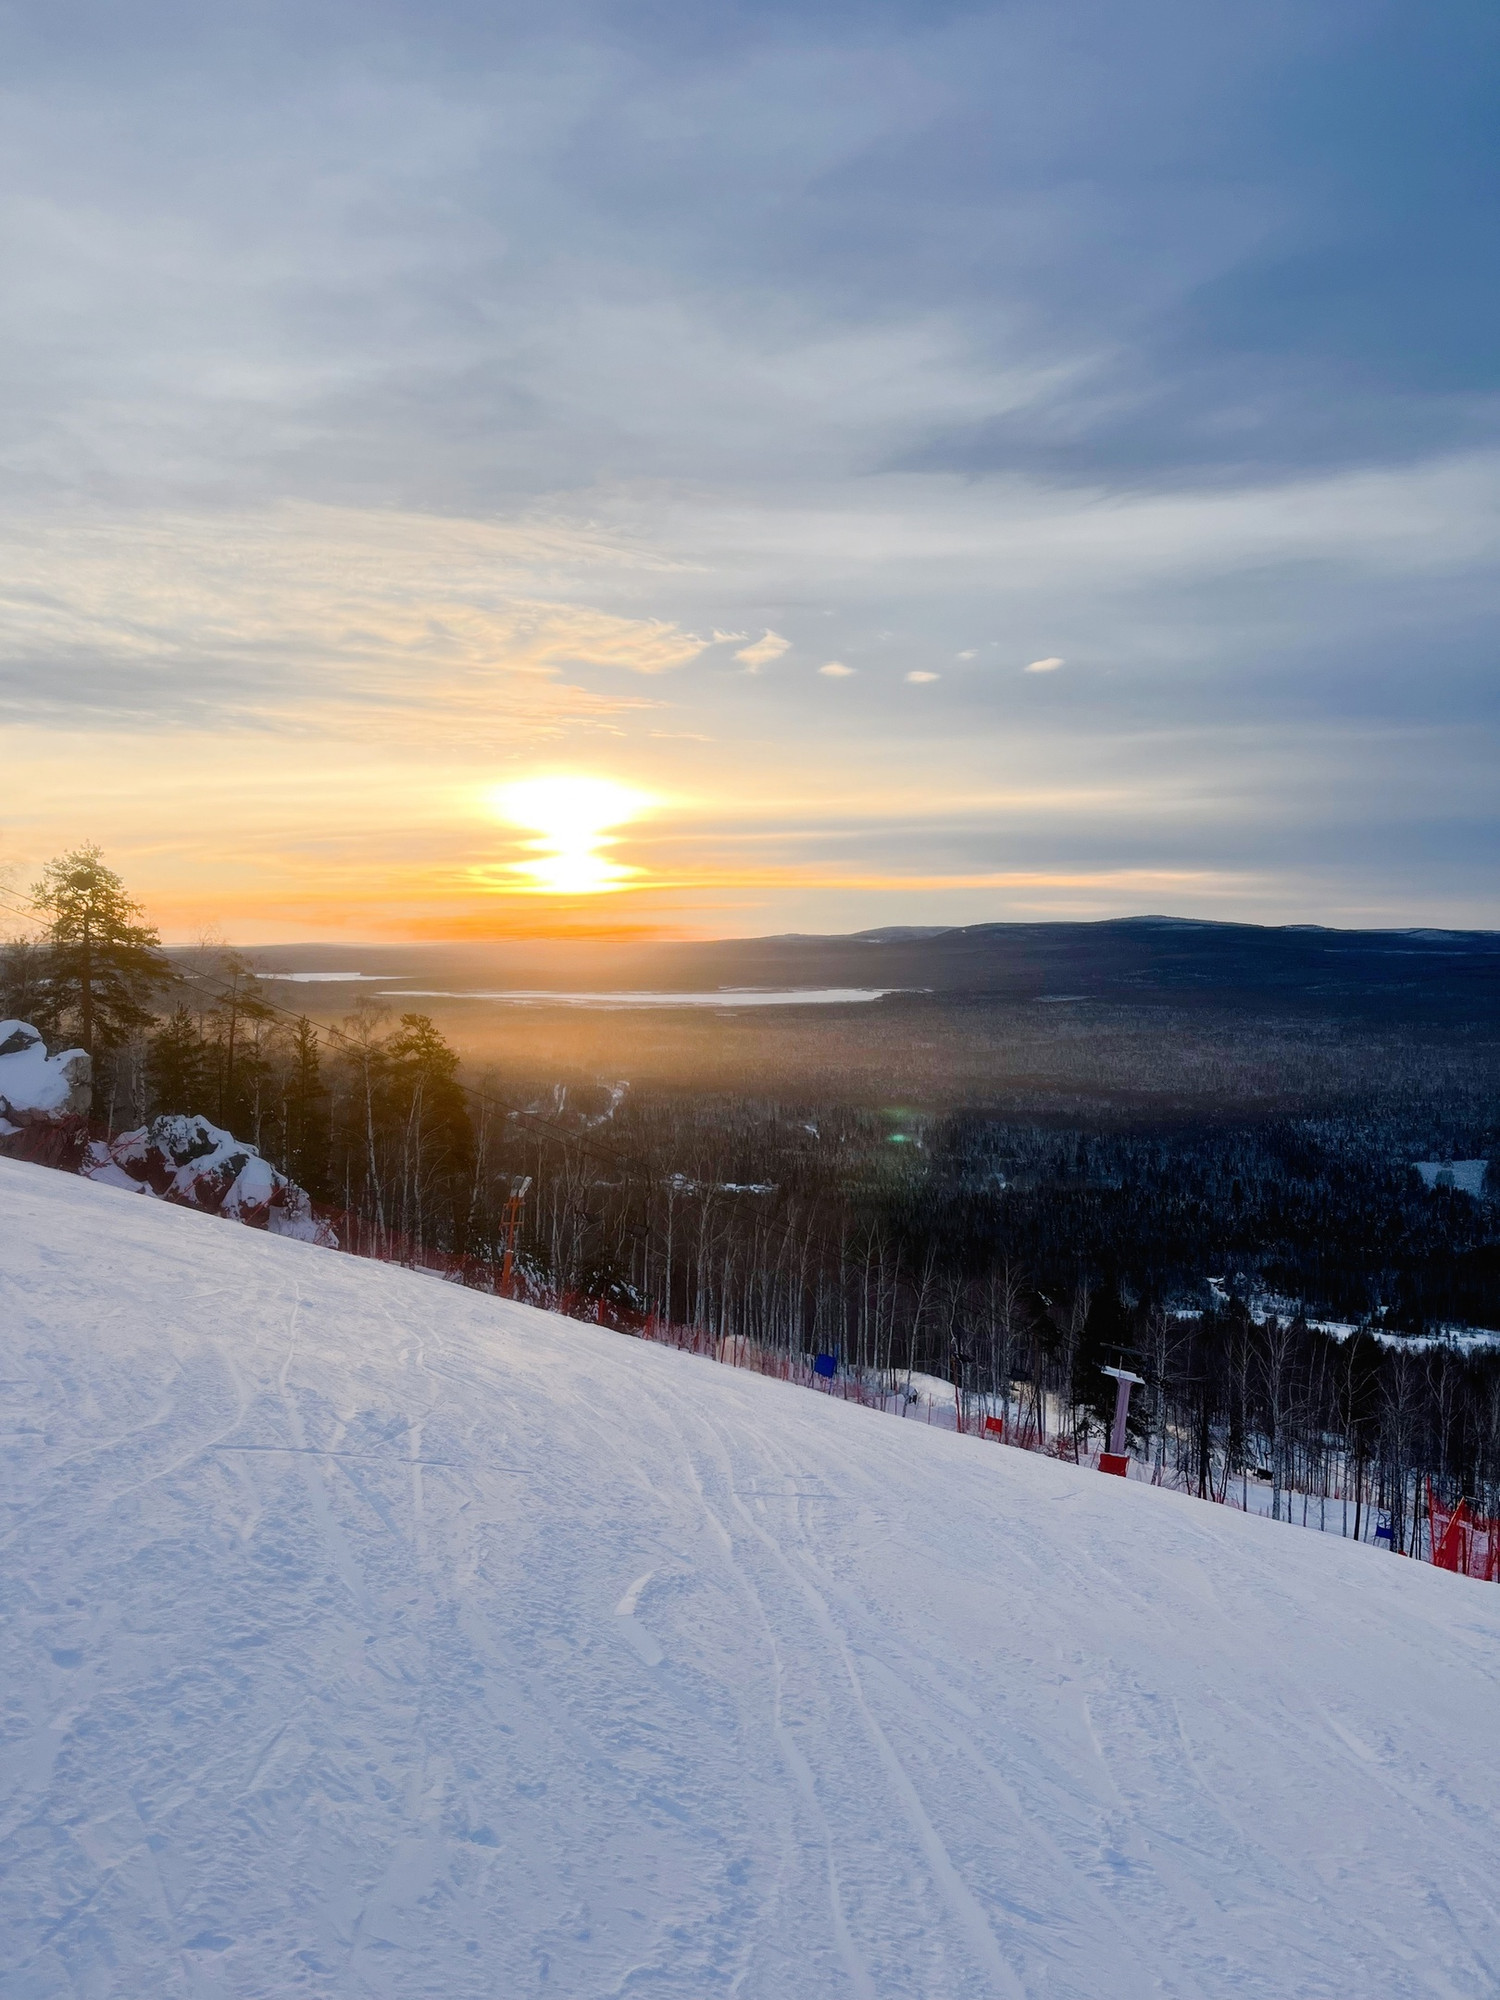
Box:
80;918;94;1057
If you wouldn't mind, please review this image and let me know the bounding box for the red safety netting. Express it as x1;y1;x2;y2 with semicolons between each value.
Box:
1427;1482;1500;1582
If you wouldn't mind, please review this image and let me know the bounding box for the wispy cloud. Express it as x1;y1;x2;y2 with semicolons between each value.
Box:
906;670;939;683
1025;657;1065;674
818;661;856;678
0;504;707;739
734;630;790;671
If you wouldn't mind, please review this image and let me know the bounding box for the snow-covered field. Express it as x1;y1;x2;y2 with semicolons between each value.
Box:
3;1159;1499;1999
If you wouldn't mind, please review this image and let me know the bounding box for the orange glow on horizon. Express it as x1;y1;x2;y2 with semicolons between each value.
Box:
127;858;1251;945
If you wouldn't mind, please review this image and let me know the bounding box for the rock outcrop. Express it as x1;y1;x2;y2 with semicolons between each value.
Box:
0;1019;333;1244
0;1019;92;1133
83;1115;336;1244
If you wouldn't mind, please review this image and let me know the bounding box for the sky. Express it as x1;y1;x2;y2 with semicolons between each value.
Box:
1;0;1497;942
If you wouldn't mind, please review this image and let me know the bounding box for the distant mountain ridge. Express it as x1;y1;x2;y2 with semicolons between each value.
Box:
203;915;1500;1024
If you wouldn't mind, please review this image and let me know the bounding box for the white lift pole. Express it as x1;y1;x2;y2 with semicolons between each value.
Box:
1099;1365;1145;1476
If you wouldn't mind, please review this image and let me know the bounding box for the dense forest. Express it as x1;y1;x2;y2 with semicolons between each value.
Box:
5;846;1500;1549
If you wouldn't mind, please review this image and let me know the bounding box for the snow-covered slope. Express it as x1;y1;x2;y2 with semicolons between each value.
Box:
3;1159;1498;2000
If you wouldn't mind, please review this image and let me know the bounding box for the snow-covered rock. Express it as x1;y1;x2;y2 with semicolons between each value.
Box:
0;1018;91;1135
82;1113;336;1244
0;1020;334;1243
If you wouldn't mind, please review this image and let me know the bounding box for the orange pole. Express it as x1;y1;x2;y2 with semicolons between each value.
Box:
498;1178;530;1296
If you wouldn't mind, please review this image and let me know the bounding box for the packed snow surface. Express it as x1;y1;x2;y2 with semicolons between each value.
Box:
3;1160;1499;2000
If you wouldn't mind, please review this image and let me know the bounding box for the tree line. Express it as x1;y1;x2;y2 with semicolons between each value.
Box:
1;846;475;1252
467;1090;1500;1546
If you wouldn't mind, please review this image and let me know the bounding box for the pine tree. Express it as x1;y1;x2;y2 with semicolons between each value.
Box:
202;950;275;1134
0;937;59;1038
282;1016;331;1200
387;1012;474;1248
146;1004;211;1116
31;845;168;1057
389;1014;470;1147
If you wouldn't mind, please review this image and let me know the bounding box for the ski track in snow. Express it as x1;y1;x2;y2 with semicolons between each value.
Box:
3;1158;1500;1998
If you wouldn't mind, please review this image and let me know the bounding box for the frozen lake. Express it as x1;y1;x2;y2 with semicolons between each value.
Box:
382;987;900;1008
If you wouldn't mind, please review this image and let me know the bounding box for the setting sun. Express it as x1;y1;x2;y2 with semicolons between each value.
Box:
493;775;652;895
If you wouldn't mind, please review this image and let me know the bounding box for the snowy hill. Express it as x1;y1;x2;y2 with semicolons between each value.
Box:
3;1159;1498;1999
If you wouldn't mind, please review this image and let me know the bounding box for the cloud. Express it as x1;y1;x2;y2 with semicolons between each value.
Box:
818;661;856;677
734;630;791;671
0;503;702;738
957;649;976;660
552;616;706;676
906;670;939;683
1;7;1497;933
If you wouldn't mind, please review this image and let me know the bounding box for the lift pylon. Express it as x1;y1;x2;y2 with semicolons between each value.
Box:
1099;1364;1144;1477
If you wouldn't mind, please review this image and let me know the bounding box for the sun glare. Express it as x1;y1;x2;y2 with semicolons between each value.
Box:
494;775;651;895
